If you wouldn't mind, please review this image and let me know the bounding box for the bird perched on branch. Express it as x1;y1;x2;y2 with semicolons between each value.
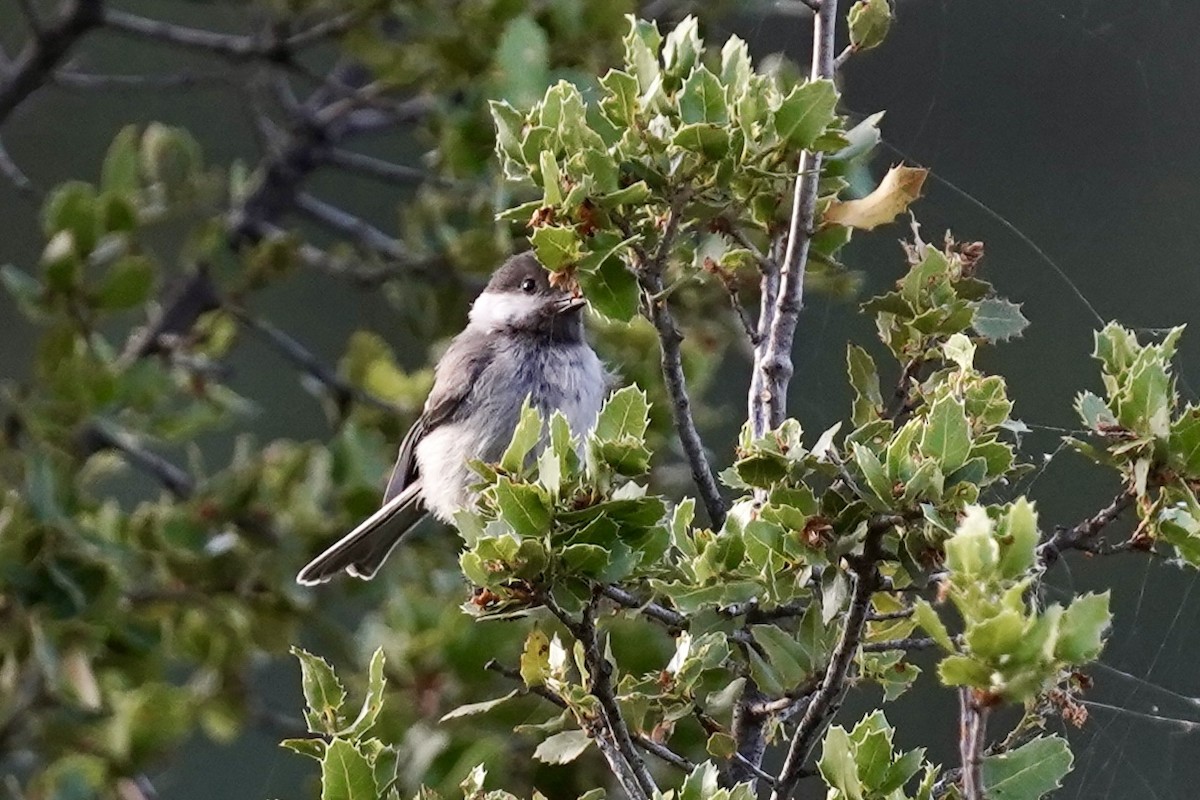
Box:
297;252;606;584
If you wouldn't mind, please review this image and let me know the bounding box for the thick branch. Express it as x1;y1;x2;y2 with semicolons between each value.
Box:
771;526;883;800
752;0;838;432
860;636;936;653
958;689;989;800
1038;488;1136;567
0;0;104;125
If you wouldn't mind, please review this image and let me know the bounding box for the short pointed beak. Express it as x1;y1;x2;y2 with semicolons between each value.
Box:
551;296;587;315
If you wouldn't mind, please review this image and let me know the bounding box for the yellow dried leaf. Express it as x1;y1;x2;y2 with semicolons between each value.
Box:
825;164;928;230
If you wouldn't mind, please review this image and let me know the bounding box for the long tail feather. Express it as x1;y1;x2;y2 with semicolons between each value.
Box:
296;482;426;585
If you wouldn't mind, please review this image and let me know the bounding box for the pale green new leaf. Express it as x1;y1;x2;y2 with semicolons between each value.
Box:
818;725;864;800
972;298;1030;342
533;730;593;765
921;395;972;473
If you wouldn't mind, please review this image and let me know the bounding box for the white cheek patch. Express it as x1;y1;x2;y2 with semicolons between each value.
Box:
469;292;542;331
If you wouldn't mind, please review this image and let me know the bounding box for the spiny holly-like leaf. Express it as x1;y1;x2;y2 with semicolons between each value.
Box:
982;736;1074;800
773;79;838;150
594;386;650;442
1170;407;1200;475
672;123;731;159
520;627;551;687
920;395;972;473
320;739;378;800
494;478;552;537
848;0;892;52
825;165;927;231
530;226;580;270
678;65;728;125
339;648;387;740
533;729;593;764
847;344;884;425
292;647;346;734
911;599;954;652
578;256;639;321
818;725;864;800
972;297;1030;342
1054;592;1110;663
500;399;544;473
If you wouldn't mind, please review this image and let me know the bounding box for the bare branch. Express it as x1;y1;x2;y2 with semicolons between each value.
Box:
1038;488;1136;566
860;636;936;653
485;660;694;773
293;192;413;263
76;421;194;498
0;0;105;125
52;69;235;91
325;147;453;188
599;585;688;630
752;0;838;433
545;594;657;798
101;9;359;63
958;689;989;800
0;136;40;200
227;305;403;417
771;525;884;800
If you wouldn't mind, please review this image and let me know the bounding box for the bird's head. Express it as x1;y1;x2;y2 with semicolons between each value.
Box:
468;253;587;341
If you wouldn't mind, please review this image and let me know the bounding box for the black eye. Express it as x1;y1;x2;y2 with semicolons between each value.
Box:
520;278;538;294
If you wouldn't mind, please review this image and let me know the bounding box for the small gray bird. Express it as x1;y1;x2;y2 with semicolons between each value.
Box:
297;253;606;585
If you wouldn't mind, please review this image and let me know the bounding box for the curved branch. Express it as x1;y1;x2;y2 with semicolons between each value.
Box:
0;0;104;125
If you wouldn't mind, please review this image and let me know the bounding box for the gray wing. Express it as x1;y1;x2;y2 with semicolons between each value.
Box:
382;330;492;501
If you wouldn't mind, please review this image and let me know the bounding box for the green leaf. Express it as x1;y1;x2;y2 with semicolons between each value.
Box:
972;298;1030;342
292;647;346;734
439;689;521;722
339;648;387;740
43;181;99;255
920;396;972;473
848;0;892;52
578;256;639;321
1170;407;1200;475
599;69;639;126
533;730;593;765
818;725;864;800
852;442;893;508
101;125;142;194
501;399;544;473
911;599;954;651
706;732;737;759
996;499;1038;579
773;80;838;150
679;66;728;125
492;14;550;108
847;344;883;426
672;123;731;159
1054;592;1110;663
530;225;580;270
281;738;327;760
95;255;155;310
982;736;1074;800
1;264;44;314
937;654;992;687
594;386;650;441
321;739;379;800
623;16;662;95
495;478;552;537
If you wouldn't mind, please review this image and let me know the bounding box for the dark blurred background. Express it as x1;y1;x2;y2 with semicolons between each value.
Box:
2;0;1199;797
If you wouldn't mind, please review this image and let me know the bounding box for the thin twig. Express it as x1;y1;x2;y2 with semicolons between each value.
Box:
860;636;936;653
958;689;989;800
52;69;235;90
485;660;695;773
293;192;412;262
1038;488;1136;566
324;147;453;188
76;421;194;498
771;525;884;800
227;305;402;416
0;136;39;200
753;0;838;433
0;0;105;125
101;9;359;63
599;585;688;630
